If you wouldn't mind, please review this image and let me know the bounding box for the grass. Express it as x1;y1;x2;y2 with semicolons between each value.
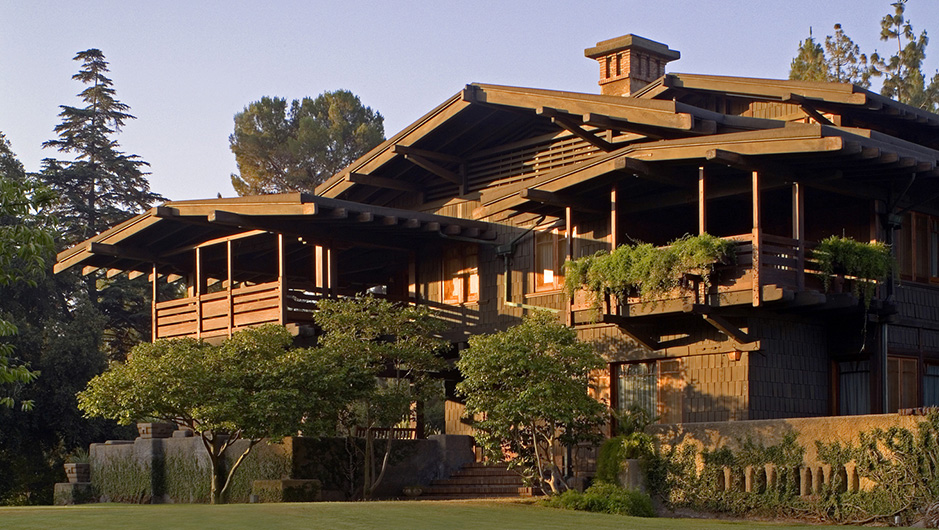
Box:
0;500;851;530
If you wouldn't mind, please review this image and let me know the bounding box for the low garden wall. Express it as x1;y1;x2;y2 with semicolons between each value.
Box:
63;432;474;504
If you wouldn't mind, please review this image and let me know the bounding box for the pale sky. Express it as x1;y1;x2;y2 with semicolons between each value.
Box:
2;1;937;202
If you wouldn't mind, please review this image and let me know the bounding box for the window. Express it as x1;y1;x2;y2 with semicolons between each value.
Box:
896;212;939;283
614;359;683;424
887;356;919;412
534;229;566;292
442;245;478;304
837;360;871;415
924;364;939;407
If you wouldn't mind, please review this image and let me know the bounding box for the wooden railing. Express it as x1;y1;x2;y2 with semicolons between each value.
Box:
354;426;418;440
154;281;325;340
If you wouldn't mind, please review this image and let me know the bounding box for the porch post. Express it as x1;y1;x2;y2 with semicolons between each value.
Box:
792;182;805;290
698;166;707;235
195;247;203;339
752;171;762;307
610;184;618;249
151;263;157;342
566;206;573;326
277;233;286;325
227;239;234;337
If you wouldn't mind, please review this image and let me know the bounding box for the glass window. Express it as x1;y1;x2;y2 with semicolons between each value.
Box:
838;360;870;415
615;359;683;424
887;357;919;412
924;364;939;407
534;229;566;292
442;245;479;304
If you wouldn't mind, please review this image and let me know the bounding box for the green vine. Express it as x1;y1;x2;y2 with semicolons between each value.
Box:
565;234;734;308
813;236;893;309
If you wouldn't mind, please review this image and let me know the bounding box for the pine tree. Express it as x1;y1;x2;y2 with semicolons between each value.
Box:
230;90;385;195
872;0;937;111
789;29;828;82
825;24;873;87
40;49;165;359
41;49;164;243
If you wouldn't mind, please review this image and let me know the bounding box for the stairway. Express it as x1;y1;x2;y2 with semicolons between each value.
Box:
421;462;541;499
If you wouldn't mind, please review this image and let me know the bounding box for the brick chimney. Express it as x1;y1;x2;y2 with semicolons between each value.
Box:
584;34;680;97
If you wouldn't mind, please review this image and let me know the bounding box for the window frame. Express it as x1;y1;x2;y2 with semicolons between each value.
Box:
442;244;479;305
533;228;566;293
613;359;683;425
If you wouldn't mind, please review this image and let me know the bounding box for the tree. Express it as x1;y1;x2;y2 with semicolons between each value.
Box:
790;25;872;86
77;325;371;504
40;49;166;360
790;29;828;83
229;90;385;195
456;311;607;494
41;49;164;243
313;295;447;499
0;133;56;411
825;24;873;87
872;0;938;111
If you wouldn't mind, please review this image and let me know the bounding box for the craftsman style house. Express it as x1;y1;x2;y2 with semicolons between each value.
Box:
56;34;939;430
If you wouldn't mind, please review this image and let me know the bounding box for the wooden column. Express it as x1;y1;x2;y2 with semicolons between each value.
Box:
195;247;203;339
792;182;805;290
151;263;158;342
277;233;286;325
752;171;762;307
327;246;338;297
227;240;234;337
698;166;707;234
408;251;418;303
565;206;574;325
610;184;619;249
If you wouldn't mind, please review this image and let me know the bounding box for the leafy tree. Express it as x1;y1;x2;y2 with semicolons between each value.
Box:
872;0;938;111
456;311;607;495
229;90;385;195
313;295;447;500
789;29;828;82
0;133;56;411
77;325;371;504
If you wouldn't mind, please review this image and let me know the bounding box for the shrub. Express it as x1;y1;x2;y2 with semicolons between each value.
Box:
543;483;654;517
565;234;734;307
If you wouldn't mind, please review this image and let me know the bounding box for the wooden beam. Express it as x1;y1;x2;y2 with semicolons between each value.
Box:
348;172;421;193
537;107;615;151
752;170;762;307
87;242;157;263
393;144;464;164
706;148;750;169
403;154;461;185
601;315;660;350
81;266;98;276
698;166;707;234
520;188;605;215
793;182;805;290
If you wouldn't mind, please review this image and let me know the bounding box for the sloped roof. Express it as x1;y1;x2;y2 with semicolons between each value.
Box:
55;193;499;276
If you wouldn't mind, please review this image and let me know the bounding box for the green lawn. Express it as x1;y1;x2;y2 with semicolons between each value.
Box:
0;500;854;530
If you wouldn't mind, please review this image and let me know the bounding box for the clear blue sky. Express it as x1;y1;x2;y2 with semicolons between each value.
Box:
2;1;937;201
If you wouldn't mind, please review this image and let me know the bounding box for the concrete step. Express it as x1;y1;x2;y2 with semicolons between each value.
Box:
431;476;524;486
451;467;519;477
422;485;537;496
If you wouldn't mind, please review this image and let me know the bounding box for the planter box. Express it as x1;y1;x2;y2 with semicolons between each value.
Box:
136;422;176;439
64;463;91;484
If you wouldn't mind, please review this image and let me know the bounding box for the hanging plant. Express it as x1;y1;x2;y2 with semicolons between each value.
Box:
564;233;734;308
813;235;894;309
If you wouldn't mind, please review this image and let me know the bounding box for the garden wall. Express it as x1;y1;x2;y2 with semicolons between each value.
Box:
87;433;474;503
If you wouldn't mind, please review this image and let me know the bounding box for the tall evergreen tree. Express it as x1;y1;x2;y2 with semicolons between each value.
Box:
790;29;828;82
872;0;937;111
825;24;873;87
40;49;164;359
229;90;385;195
41;49;164;242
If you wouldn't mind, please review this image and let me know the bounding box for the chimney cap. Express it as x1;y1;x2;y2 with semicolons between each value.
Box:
584;34;680;61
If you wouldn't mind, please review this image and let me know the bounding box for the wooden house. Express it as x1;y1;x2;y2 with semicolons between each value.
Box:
55;34;939;431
